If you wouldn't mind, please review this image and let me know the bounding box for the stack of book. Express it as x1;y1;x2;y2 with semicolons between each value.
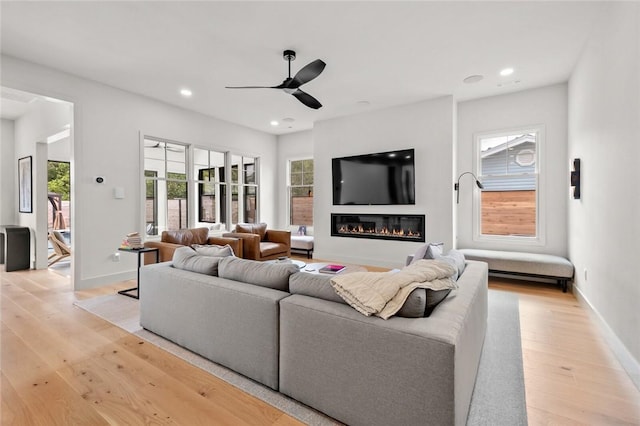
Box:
319;264;346;274
121;232;144;249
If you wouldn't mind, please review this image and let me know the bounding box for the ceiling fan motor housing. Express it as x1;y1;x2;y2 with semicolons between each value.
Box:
283;50;296;61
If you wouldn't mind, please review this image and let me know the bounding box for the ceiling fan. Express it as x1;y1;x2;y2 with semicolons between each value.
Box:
226;50;326;109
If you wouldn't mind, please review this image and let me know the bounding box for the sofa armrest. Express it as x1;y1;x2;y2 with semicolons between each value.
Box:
208;236;243;258
265;229;291;245
144;241;183;263
223;232;261;260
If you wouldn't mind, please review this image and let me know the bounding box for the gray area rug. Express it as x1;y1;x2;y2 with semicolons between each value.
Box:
75;290;527;425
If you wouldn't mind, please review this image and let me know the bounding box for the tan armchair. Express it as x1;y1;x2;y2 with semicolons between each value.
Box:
144;227;243;264
223;223;290;261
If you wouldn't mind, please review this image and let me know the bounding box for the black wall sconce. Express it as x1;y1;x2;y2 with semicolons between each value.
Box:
571;158;580;199
454;171;484;204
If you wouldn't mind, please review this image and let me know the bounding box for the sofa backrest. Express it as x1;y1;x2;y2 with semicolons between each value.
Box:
161;227;209;245
236;223;268;241
218;257;298;291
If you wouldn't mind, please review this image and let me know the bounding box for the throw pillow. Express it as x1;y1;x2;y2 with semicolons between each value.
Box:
424;243;444;259
410;242;444;264
424;289;452;316
172;246;222;276
443;249;466;278
192;244;235;257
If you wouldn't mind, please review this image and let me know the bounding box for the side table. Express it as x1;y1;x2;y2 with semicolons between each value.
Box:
117;247;159;299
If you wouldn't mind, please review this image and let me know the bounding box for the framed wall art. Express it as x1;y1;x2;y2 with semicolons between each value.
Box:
18;155;33;213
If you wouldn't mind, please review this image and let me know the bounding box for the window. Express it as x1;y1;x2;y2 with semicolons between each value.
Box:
289;159;313;226
144;138;188;235
143;136;260;234
475;128;542;241
225;155;259;224
194;148;226;226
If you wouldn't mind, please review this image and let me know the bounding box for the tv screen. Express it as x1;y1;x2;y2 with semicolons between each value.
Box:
332;149;415;205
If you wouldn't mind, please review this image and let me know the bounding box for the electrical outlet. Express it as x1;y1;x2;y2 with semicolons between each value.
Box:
113;252;120;262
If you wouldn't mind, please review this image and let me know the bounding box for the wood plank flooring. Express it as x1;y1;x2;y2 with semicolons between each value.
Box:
2;263;640;425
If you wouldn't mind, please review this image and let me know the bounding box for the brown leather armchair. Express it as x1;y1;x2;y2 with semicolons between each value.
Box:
223;223;290;261
144;227;242;264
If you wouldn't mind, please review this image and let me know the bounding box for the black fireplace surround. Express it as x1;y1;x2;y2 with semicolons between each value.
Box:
331;213;425;242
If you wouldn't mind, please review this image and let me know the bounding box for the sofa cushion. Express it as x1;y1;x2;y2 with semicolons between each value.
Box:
218;257;298;291
259;242;288;257
192;244;235;258
172;246;222;276
288;271;446;318
162;227;209;246
236;223;268;241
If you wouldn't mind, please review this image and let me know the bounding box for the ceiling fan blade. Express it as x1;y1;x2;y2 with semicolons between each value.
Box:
225;85;282;89
288;59;326;89
292;89;322;109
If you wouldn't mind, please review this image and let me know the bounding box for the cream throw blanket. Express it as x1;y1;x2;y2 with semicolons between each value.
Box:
330;259;457;319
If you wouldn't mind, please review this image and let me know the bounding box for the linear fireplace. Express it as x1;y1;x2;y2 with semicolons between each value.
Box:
331;213;425;242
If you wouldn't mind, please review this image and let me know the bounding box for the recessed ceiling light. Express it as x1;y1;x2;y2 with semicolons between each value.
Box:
270;120;279;126
499;68;514;77
180;88;192;97
463;75;483;84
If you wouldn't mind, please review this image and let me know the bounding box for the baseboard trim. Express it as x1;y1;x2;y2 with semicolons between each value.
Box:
75;270;136;290
573;285;640;392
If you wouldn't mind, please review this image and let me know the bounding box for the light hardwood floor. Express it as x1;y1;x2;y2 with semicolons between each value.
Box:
2;263;639;425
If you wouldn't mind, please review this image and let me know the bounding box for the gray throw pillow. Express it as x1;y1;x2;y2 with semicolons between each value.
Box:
192;244;235;257
410;242;444;265
424;243;444;259
172;246;222;276
434;249;466;280
218;257;298;291
445;249;466;277
424;288;452;316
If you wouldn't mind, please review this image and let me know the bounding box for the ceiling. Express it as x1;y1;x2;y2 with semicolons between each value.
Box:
0;1;604;135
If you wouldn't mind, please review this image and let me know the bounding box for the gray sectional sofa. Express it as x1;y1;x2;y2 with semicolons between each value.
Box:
139;256;488;426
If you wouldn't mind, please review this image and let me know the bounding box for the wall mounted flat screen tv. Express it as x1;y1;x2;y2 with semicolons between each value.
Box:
332;149;415;205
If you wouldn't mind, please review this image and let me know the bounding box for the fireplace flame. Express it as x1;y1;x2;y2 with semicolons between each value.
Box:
337;225;421;239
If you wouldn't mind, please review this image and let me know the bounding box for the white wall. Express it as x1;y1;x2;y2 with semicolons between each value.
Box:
313;97;455;268
1;55;277;289
1;119;16;225
276;130;313;229
457;84;568;256
568;2;640;385
13;98;72;268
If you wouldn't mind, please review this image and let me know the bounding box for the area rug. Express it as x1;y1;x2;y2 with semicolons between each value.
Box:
75;290;527;425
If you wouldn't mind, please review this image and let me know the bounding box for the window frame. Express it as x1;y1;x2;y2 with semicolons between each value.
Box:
287;157;314;226
142;136;190;236
472;125;546;246
140;133;261;238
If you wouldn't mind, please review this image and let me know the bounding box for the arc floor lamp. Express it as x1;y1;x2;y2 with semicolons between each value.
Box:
454;172;484;204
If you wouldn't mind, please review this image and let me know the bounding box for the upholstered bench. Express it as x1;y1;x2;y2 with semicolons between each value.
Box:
290;235;314;258
458;249;574;292
289;226;314;259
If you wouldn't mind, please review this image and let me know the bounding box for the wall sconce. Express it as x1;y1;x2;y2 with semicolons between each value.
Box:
570;158;580;199
454;172;484;204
